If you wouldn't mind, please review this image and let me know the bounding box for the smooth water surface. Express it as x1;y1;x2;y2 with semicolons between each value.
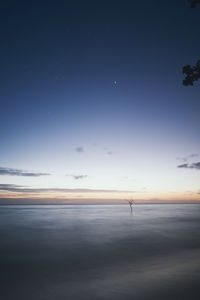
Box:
0;204;200;300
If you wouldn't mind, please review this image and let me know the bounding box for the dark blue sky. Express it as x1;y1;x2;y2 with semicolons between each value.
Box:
0;1;200;203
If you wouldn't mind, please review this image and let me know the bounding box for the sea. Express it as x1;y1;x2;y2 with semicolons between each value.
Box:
0;204;200;300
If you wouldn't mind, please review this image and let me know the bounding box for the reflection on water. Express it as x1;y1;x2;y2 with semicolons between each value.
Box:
0;204;200;299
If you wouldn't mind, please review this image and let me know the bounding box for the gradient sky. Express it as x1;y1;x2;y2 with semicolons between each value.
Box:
0;0;200;204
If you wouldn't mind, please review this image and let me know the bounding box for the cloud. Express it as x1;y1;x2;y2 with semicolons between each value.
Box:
177;163;188;168
75;147;84;153
0;184;137;194
106;151;113;155
177;162;200;170
176;153;199;163
0;184;23;192
0;167;51;177
66;174;88;180
103;147;113;155
72;175;88;180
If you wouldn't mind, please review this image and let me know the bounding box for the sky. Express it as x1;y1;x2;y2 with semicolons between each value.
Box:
0;0;200;204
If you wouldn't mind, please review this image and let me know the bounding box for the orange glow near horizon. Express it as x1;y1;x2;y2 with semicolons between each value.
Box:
0;189;199;204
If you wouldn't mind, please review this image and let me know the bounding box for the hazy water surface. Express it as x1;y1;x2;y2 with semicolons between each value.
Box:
0;204;200;300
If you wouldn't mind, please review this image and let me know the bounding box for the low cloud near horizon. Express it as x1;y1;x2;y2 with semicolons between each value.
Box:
177;162;200;170
103;147;113;155
0;184;137;194
75;147;84;153
0;167;51;177
66;174;88;180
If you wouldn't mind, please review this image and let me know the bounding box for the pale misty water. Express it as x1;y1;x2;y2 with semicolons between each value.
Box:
0;204;200;300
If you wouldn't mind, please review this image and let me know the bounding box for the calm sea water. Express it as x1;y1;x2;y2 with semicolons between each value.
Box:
0;204;200;300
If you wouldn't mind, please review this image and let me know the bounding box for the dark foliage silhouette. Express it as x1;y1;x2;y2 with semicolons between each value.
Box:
188;0;200;8
183;60;200;86
182;1;200;86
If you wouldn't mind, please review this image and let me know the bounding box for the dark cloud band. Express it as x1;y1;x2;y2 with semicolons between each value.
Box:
177;162;200;170
0;184;137;194
66;174;88;180
0;167;51;177
75;147;84;153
